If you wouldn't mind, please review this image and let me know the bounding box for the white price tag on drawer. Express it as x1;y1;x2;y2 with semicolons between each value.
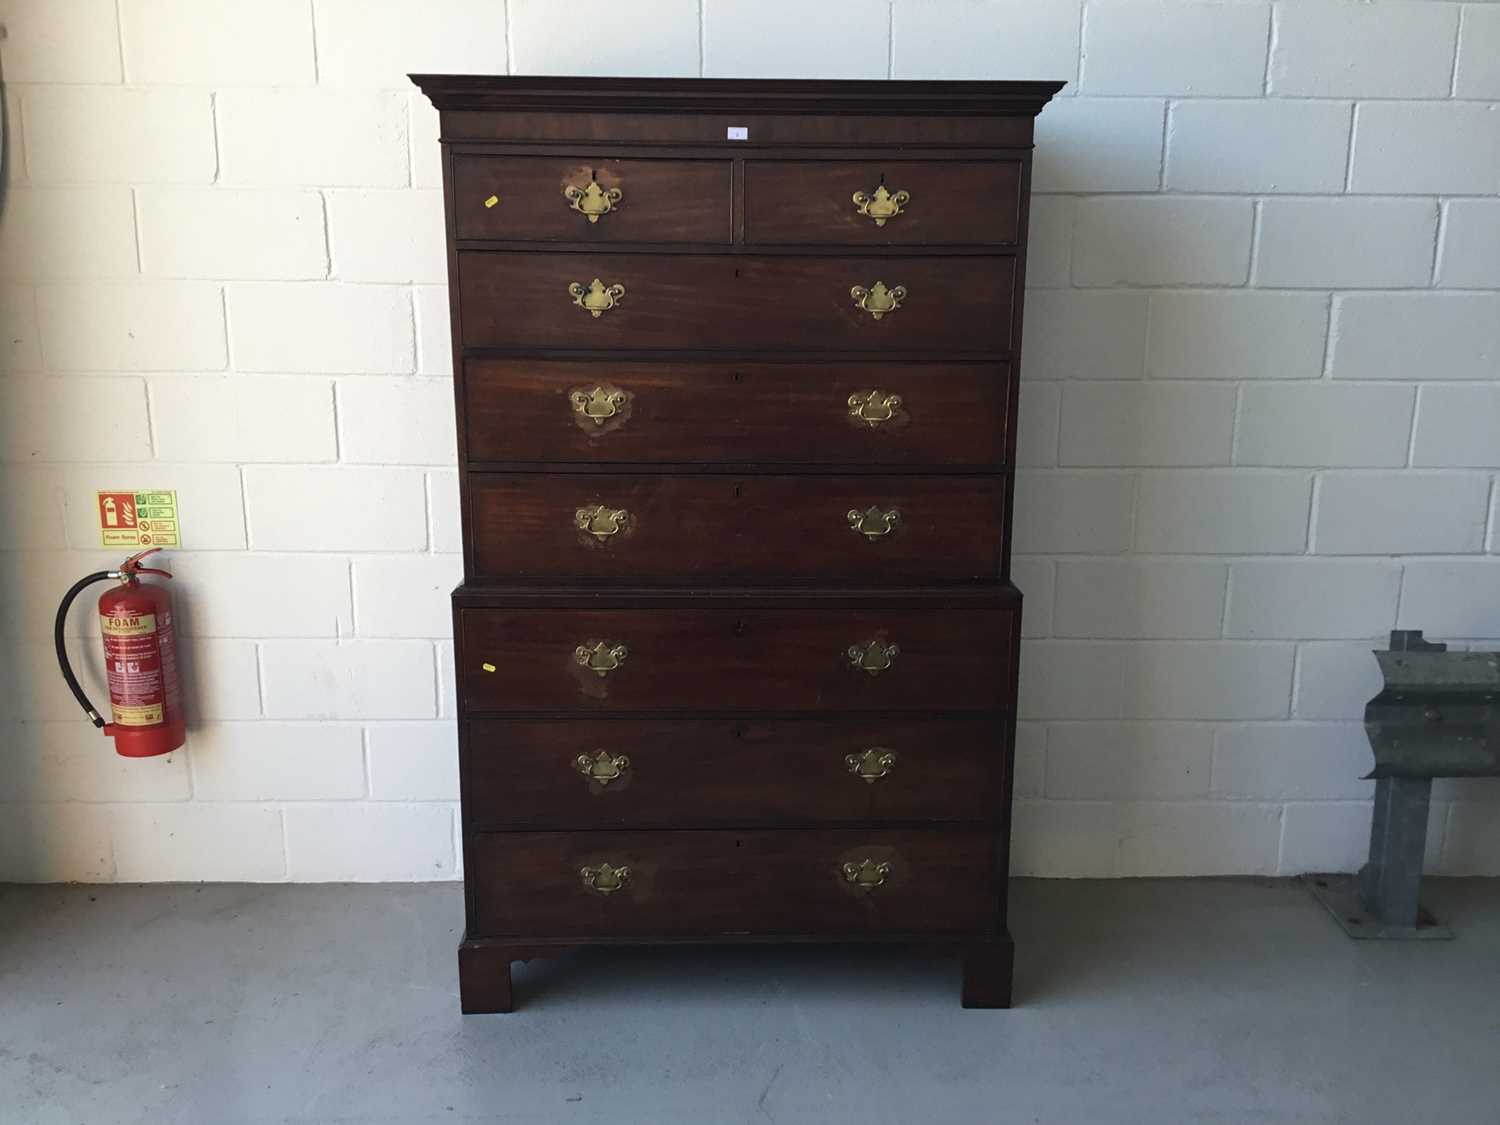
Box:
727;125;749;141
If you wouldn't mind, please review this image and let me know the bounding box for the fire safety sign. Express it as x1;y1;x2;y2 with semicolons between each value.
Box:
97;490;180;549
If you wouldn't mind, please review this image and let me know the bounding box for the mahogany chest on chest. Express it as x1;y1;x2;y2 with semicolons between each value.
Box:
411;76;1062;1010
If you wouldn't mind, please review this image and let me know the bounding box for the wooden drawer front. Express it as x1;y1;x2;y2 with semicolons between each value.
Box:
465;717;1006;828
452;156;732;243
744;160;1023;245
457;253;1015;352
465;359;1010;466
470;474;1004;581
469;829;998;936
459;607;1014;713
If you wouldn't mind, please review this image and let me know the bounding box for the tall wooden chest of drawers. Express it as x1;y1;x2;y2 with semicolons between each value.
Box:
412;76;1062;1011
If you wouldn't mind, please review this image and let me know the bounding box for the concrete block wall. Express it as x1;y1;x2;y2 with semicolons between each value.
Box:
0;0;1495;882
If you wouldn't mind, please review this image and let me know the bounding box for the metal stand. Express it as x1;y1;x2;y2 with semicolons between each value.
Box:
1306;776;1453;940
1303;628;1500;941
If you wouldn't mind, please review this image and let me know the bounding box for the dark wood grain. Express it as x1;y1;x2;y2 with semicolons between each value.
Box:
452;583;1023;610
463;358;1012;466
437;111;1039;148
459;606;1015;713
962;938;1015;1008
457;252;1016;352
744;160;1022;245
468;473;1005;581
412;75;1066;116
458;939;514;1013
468;828;999;937
453;155;731;243
463;716;1007;828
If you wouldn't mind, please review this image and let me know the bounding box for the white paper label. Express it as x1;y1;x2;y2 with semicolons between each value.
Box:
727;126;749;141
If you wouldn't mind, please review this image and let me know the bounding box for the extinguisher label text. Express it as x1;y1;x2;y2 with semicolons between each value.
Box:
102;612;156;637
101;612;166;727
113;702;164;726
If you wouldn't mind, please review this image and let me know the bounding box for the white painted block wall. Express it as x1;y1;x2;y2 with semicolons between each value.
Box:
0;0;1496;882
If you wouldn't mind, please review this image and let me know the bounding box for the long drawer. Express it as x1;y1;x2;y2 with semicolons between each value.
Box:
463;358;1012;466
464;717;1007;828
457;252;1015;352
469;473;1005;581
743;159;1023;245
468;828;999;936
459;607;1015;713
452;155;732;243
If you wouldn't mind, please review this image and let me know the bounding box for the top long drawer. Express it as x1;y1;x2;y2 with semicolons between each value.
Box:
457;252;1015;352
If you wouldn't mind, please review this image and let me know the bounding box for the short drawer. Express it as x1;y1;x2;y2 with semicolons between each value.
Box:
458;606;1015;713
744;160;1023;245
464;717;1007;828
464;358;1011;466
452;155;731;243
467;828;999;936
469;473;1005;581
457;252;1015;352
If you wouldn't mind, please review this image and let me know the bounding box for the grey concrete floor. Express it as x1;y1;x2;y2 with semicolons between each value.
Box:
1;880;1498;1125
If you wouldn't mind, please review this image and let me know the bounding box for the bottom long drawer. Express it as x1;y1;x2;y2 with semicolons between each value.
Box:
468;829;1000;937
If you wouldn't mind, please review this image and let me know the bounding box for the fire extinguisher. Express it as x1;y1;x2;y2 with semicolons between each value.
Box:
54;547;186;758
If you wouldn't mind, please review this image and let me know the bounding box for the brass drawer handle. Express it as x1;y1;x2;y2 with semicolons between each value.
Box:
842;858;891;891
564;180;622;222
848;390;902;426
569;278;626;317
850;281;905;320
847;505;900;540
852;184;909;226
575;749;630;786
846;748;897;783
580;862;631;894
575;641;628;677
847;639;898;674
576;503;628;540
571;385;626;425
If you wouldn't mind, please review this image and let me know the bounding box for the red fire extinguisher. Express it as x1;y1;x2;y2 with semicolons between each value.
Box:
55;548;186;758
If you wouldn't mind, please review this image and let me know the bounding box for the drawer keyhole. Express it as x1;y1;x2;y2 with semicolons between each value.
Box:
733;618;747;636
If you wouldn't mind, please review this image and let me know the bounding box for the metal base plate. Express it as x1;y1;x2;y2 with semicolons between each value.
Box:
1303;874;1454;941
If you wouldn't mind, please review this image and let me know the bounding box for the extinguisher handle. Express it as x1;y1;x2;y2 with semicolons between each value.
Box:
55;570;117;729
121;546;172;580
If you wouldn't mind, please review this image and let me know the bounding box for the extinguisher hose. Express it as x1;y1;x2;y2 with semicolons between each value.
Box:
55;570;118;729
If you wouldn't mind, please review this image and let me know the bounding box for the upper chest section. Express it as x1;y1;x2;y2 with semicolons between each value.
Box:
414;78;1061;253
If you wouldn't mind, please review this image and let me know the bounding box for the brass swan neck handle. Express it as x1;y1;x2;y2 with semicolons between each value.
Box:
564;179;622;222
850;281;906;320
852;184;910;226
847;639;899;674
846;749;897;783
575;641;628;677
842;858;892;890
569;278;626;317
580;862;631;894
575;749;631;786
